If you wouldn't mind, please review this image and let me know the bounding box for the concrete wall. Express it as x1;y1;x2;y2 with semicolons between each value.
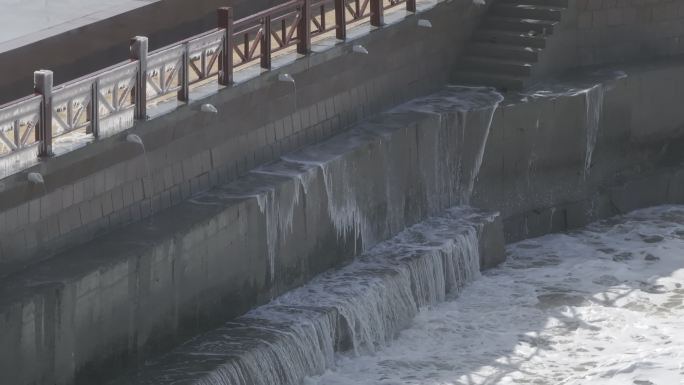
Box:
0;0;286;104
532;0;684;81
474;60;684;240
4;57;684;385
0;1;486;277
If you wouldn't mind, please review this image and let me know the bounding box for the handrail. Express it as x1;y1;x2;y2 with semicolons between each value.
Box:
0;0;418;167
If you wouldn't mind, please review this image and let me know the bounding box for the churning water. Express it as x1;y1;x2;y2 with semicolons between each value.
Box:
304;205;684;385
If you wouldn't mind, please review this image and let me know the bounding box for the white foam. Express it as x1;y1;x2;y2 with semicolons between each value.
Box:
305;205;684;385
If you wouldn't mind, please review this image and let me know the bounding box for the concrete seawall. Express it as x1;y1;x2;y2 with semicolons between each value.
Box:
2;0;684;384
4;59;684;383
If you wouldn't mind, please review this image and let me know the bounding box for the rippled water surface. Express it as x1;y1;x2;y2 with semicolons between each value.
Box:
305;205;684;385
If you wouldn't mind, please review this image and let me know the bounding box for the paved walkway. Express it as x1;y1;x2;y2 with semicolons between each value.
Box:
0;0;156;47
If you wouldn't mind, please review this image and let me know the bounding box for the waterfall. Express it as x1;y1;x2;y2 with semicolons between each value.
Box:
391;86;504;205
137;207;491;385
583;84;605;179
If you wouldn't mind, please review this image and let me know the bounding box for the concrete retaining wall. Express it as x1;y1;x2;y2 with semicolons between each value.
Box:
3;56;684;384
0;0;487;278
531;0;684;81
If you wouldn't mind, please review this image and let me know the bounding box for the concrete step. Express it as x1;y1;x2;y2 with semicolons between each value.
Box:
467;42;542;62
491;4;564;21
459;56;534;77
452;70;527;91
498;0;568;7
483;16;557;35
474;29;547;48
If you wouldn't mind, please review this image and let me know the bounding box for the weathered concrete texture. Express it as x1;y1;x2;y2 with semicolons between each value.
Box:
533;0;684;79
0;0;486;278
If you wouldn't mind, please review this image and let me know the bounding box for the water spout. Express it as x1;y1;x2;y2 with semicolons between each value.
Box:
278;73;295;84
278;73;298;111
27;172;44;185
126;134;144;147
201;103;218;114
417;19;433;28
353;45;369;55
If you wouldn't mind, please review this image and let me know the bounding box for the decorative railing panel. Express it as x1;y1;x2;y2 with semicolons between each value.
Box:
0;96;41;157
52;77;95;137
98;61;138;119
146;44;185;101
311;0;337;37
187;29;225;85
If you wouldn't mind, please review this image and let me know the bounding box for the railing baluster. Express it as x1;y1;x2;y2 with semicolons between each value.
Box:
89;80;100;137
297;0;311;54
130;36;149;120
218;7;235;86
370;0;384;26
261;17;272;69
335;0;346;40
406;0;416;12
34;70;53;157
179;43;190;101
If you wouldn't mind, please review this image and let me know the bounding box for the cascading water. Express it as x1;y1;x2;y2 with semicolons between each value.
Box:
391;86;504;205
123;207;493;385
115;87;505;385
583;84;604;179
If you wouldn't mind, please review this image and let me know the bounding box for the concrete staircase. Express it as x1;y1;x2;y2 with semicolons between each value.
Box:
454;0;569;91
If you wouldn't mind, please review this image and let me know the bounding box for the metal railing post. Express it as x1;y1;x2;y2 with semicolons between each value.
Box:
218;7;234;86
334;0;346;40
297;0;311;54
261;17;272;69
34;70;53;157
89;80;100;137
178;43;190;101
406;0;416;12
130;36;149;120
370;0;384;27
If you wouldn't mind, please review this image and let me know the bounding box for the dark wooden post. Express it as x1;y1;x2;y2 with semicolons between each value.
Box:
88;80;100;137
370;0;384;27
335;0;346;40
178;43;190;101
130;36;148;120
261;16;272;69
34;70;53;157
218;7;234;86
406;0;416;12
297;0;311;54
